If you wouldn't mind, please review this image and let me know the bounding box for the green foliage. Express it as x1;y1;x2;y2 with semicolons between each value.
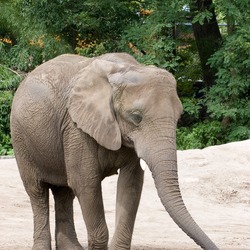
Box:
176;44;202;82
0;90;12;134
8;35;72;71
121;22;180;71
181;97;201;119
76;42;107;57
0;134;13;156
177;121;225;149
0;0;73;71
192;9;213;25
0;64;22;90
176;44;204;129
0;64;23;155
0;0;144;70
119;0;188;72
206;25;250;142
0;0;249;154
214;0;250;25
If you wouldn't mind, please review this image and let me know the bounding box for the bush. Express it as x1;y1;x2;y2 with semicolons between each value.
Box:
177;121;225;150
0;90;14;155
206;25;250;142
0;64;23;155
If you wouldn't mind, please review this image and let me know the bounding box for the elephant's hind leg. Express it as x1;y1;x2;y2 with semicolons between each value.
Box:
51;186;84;250
24;180;52;250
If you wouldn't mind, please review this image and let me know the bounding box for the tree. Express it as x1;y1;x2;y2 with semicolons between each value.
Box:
205;0;250;142
0;0;249;153
0;0;144;70
190;0;222;88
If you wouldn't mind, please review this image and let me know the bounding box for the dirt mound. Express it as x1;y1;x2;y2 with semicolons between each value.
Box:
0;140;249;249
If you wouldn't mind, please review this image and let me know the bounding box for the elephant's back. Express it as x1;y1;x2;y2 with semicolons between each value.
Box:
10;55;88;181
11;54;87;122
11;60;68;128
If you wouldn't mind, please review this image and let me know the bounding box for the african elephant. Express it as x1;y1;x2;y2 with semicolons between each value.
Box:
10;53;218;250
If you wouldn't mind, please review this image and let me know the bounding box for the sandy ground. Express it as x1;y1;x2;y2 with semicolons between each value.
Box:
0;140;250;250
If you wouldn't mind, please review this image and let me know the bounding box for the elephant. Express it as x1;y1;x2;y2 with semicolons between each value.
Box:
10;52;218;250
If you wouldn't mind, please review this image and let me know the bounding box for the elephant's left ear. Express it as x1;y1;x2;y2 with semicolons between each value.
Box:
67;59;123;151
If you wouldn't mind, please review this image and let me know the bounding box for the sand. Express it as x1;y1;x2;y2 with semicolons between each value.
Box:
0;140;249;249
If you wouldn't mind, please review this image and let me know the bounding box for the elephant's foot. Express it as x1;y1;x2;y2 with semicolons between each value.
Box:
55;228;84;250
56;238;84;250
110;242;130;250
88;241;108;250
110;237;131;250
32;241;52;250
56;245;84;250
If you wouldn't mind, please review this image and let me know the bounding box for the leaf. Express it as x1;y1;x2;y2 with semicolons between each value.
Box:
192;10;213;25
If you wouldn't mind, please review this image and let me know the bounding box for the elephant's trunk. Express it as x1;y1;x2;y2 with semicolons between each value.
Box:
136;130;218;250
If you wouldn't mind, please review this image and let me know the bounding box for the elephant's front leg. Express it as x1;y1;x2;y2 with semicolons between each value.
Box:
110;160;144;249
75;180;109;250
64;130;109;249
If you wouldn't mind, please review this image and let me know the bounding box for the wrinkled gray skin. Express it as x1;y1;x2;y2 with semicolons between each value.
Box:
11;53;218;250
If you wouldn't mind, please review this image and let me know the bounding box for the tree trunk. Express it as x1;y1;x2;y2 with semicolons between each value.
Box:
191;0;222;88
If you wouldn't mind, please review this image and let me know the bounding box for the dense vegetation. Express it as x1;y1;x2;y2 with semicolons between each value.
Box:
0;0;249;155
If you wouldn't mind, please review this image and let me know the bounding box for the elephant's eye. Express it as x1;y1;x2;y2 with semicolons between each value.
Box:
130;111;143;125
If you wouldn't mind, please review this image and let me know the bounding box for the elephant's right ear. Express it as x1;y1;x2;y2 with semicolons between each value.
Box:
67;59;123;151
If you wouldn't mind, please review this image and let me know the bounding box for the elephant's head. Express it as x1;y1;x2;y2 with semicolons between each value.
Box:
67;53;218;249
